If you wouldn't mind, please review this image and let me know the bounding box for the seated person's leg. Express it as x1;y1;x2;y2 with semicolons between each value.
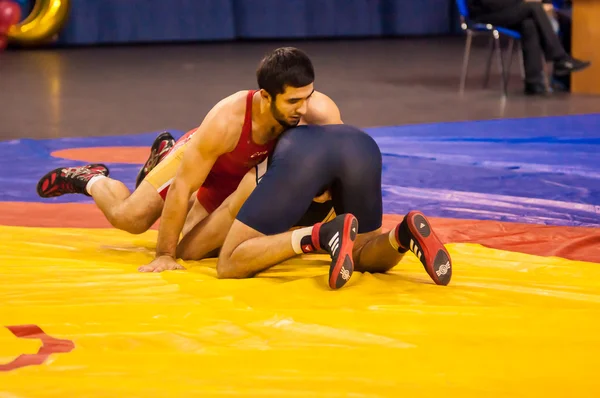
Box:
517;18;547;93
471;1;588;93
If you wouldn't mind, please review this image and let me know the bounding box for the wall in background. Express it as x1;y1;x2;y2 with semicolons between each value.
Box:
52;0;459;45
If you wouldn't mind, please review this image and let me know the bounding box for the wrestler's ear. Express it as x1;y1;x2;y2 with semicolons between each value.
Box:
259;89;272;103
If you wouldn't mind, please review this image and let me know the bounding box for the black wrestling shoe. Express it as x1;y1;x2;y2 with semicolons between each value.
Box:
302;214;358;289
392;211;452;286
554;58;591;76
36;164;109;198
135;131;175;188
525;82;551;96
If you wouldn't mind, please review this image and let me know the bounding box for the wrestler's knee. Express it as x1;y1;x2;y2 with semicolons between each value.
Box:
216;257;248;279
215;250;255;279
109;206;157;234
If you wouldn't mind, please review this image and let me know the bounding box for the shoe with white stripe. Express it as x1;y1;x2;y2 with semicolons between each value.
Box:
393;211;452;286
305;214;358;289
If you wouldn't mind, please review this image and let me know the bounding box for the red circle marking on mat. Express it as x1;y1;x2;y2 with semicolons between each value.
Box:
51;147;149;164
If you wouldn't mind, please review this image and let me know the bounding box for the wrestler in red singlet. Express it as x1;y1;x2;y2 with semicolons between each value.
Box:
160;90;275;213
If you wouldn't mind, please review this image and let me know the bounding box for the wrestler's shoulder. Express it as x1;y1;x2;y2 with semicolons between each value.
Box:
304;91;342;125
189;91;250;150
311;90;335;102
214;90;251;108
203;91;248;129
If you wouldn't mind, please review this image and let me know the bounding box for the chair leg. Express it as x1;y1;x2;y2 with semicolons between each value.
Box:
460;30;473;94
504;38;515;93
517;41;525;80
541;56;553;92
493;31;507;96
483;35;495;88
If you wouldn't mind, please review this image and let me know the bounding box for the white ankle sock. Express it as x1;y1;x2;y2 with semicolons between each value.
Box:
388;228;400;251
86;175;107;195
291;226;314;254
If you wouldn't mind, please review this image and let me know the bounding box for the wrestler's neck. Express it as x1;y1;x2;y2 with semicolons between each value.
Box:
250;92;294;144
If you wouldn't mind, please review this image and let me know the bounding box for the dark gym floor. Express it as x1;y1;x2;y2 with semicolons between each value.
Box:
1;36;599;141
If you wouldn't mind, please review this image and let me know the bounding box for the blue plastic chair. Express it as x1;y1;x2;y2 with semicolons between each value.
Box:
456;0;525;96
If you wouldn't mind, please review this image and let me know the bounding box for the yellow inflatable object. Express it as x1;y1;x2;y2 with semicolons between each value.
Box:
1;225;600;396
7;0;70;46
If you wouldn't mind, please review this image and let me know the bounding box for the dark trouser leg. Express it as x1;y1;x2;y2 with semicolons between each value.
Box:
555;10;572;55
516;18;545;84
476;2;568;61
525;2;568;61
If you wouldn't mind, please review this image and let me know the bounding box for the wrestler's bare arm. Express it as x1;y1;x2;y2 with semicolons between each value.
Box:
154;103;240;258
176;168;258;260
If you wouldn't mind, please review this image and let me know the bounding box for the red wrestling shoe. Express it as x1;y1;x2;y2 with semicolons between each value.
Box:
36;164;109;198
392;211;452;285
135;131;175;188
302;214;359;289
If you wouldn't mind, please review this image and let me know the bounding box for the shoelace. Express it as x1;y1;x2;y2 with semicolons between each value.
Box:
62;166;99;181
62;167;89;178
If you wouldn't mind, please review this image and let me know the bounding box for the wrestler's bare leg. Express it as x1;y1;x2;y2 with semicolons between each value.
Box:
352;229;405;273
90;180;164;234
177;170;256;260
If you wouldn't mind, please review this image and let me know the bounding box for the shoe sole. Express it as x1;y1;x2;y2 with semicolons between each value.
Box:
135;132;175;188
36;164;109;198
36;167;65;198
405;211;452;286
328;214;358;290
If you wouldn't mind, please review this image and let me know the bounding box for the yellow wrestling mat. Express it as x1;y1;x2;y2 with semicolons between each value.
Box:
1;225;600;397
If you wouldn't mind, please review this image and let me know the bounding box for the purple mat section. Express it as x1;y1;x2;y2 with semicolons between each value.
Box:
366;115;600;226
2;114;599;227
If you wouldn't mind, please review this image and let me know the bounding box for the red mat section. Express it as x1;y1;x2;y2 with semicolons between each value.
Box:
383;215;600;264
1;202;598;263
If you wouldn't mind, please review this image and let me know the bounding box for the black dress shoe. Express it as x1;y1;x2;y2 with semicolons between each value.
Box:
525;82;551;96
554;58;591;76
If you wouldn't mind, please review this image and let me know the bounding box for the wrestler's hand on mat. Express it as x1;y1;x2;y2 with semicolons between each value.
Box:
138;255;185;273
